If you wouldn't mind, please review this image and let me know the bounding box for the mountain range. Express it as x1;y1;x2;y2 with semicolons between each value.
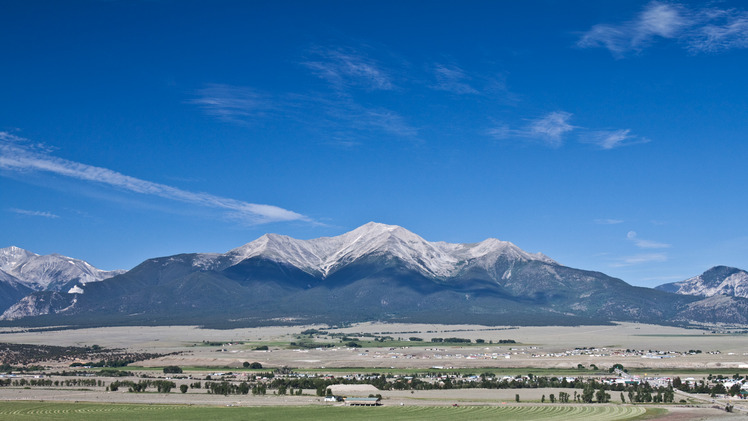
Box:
1;222;747;327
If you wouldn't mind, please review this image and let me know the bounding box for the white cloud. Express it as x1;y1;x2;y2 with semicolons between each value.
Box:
594;218;624;225
490;113;649;150
578;2;688;56
432;63;479;95
0;132;310;225
528;112;575;145
9;208;59;219
689;11;748;52
302;47;394;91
489;111;575;147
636;1;688;39
191;84;277;125
578;1;748;56
582;129;650;149
627;231;671;249
607;231;672;266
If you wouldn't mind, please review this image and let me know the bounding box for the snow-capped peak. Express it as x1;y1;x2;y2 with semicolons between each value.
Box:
0;246;38;271
0;246;124;291
660;266;748;299
225;222;555;278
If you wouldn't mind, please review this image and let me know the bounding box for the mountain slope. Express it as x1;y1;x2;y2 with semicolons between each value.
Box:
656;266;748;298
0;269;33;312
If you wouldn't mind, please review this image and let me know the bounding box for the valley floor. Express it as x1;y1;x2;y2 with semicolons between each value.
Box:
1;322;747;420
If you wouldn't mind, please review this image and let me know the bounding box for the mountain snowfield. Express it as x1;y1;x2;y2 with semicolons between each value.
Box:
220;222;555;279
657;266;748;299
0;246;124;292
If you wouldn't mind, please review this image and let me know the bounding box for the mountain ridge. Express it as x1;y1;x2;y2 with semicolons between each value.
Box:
222;222;556;279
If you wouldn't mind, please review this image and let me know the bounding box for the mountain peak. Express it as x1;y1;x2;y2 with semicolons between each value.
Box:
0;246;38;271
344;221;412;240
359;221;400;230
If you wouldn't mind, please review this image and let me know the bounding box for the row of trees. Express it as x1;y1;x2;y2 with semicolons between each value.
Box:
0;378;100;387
532;385;675;404
108;380;176;393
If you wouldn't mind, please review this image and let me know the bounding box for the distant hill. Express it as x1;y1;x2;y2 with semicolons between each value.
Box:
2;223;748;327
656;266;748;298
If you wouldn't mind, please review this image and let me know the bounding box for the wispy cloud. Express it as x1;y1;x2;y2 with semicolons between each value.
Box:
627;231;671;249
0;132;310;225
190;84;277;125
641;274;685;283
527;111;576;146
690;9;748;52
594;218;624;225
490;112;649;150
611;253;668;267
578;1;748;56
489;111;576;147
432;63;479;95
581;129;650;149
302;46;394;91
321;99;419;138
191;83;418;142
9;208;59;219
578;1;688;56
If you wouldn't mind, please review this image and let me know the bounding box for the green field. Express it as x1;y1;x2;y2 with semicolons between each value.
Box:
0;402;663;420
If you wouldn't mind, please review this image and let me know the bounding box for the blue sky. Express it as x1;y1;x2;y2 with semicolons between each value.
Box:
2;0;748;287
